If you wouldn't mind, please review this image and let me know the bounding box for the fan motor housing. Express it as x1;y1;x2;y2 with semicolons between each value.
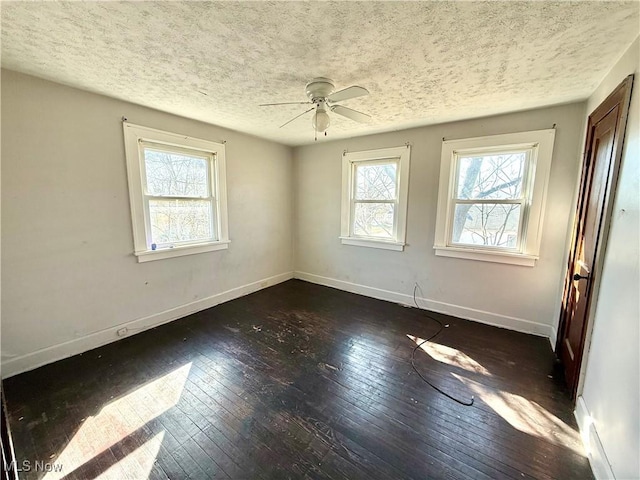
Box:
305;77;335;101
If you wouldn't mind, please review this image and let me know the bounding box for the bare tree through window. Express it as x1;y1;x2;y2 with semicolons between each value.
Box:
452;152;526;247
144;148;215;245
353;162;397;238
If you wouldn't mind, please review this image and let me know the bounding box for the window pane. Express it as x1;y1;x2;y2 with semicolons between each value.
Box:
457;152;526;200
353;203;395;239
451;203;521;248
149;199;214;244
355;163;397;200
144;148;209;197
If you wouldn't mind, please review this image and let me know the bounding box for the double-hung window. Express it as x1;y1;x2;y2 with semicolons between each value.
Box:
340;146;410;251
123;123;229;262
434;129;555;266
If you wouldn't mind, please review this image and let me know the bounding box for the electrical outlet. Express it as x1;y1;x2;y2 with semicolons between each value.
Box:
117;327;128;337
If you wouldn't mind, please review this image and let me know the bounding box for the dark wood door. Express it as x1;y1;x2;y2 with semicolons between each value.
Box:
557;75;633;396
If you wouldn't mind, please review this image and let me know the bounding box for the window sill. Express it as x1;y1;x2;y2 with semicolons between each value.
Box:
340;237;405;251
434;246;537;266
135;241;230;263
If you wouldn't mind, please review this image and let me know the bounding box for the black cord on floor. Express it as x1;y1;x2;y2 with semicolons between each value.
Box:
410;284;474;407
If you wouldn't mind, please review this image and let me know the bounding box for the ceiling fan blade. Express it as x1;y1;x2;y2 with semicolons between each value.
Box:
260;101;312;106
327;86;369;103
330;105;371;123
279;107;315;128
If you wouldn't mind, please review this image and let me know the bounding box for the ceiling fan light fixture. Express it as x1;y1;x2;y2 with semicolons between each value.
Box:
312;109;330;132
261;77;370;135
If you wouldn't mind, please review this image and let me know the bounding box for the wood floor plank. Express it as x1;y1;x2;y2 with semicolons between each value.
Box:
182;316;564;480
3;280;592;480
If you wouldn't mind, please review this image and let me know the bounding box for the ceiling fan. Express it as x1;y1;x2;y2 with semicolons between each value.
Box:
260;77;371;137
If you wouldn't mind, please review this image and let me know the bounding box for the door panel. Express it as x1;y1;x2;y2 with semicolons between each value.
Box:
562;110;616;382
557;76;633;396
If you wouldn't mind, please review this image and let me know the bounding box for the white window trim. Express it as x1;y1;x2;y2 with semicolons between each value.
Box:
340;145;411;251
434;129;556;267
123;122;230;263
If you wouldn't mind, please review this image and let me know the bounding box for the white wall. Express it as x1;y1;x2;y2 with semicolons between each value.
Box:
293;103;585;339
1;70;294;377
577;37;639;480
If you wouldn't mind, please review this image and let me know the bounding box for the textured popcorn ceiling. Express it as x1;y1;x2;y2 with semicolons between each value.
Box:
2;2;638;146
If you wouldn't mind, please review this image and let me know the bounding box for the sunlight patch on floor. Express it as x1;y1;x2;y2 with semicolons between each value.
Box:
95;431;165;480
408;335;491;376
453;374;586;456
44;363;191;480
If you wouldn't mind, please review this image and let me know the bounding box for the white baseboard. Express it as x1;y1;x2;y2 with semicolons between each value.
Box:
294;271;553;338
549;325;558;351
1;271;294;379
575;395;615;479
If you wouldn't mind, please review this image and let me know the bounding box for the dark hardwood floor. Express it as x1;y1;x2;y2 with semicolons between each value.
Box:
3;280;593;480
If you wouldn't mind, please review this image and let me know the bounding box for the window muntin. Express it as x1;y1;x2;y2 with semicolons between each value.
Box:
123;123;229;262
340;145;410;251
449;149;532;251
